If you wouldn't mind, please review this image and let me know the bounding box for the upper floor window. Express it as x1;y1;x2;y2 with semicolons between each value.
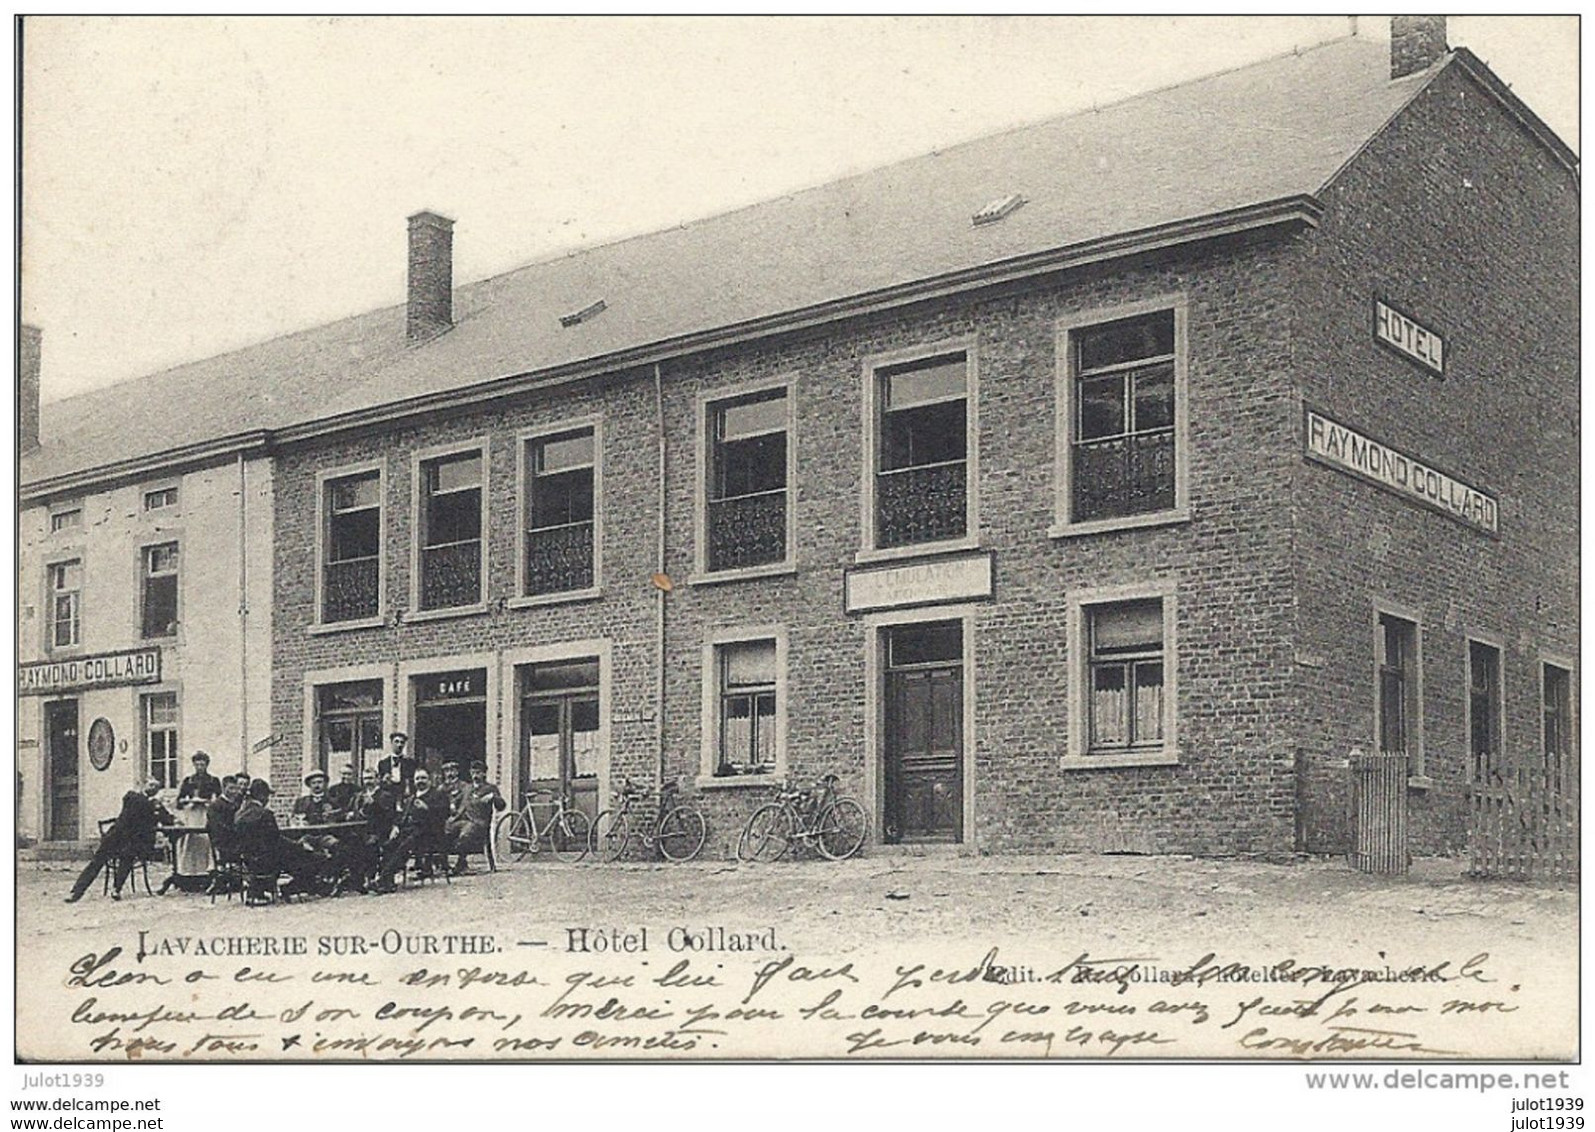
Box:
322;470;382;623
1543;662;1573;792
50;507;82;534
1070;310;1176;524
1468;640;1501;783
874;352;969;549
143;486;178;511
47;560;82;649
143;692;180;789
706;388;788;571
1377;612;1419;764
140;542;179;638
523;427;596;596
417;450;483;611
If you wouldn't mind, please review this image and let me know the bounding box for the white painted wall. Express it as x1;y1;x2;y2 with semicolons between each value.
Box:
17;456;274;841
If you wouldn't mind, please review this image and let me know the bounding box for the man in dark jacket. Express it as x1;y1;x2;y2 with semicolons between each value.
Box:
325;764;359;819
374;732;418;794
447;762;507;874
233;780;332;897
205;775;245;863
65;778;174;903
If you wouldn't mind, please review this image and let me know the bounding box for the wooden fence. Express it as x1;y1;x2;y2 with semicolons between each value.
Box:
1468;768;1579;882
1349;750;1409;875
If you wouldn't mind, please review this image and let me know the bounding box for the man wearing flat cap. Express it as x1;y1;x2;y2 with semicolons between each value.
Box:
447;761;507;875
375;731;418;794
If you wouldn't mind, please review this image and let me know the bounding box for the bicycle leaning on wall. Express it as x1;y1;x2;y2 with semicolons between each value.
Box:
736;773;867;862
590;778;708;863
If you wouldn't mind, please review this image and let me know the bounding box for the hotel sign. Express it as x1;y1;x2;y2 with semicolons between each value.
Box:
1305;411;1497;535
18;648;162;696
1374;297;1445;377
846;551;994;614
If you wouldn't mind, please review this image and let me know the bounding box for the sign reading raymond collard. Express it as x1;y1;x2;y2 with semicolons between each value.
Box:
14;15;1578;1110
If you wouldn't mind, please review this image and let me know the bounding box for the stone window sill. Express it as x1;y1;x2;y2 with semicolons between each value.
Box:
403;603;489;624
308;616;386;636
696;773;784;791
507;588;604;610
1058;750;1180;771
1049;508;1191;539
687;564;797;587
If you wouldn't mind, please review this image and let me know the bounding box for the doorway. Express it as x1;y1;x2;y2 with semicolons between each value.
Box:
44;699;80;841
412;669;488;780
883;621;963;844
519;659;600;825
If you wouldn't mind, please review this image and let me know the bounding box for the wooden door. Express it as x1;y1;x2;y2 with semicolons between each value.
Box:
45;699;80;841
885;665;962;843
521;693;599;825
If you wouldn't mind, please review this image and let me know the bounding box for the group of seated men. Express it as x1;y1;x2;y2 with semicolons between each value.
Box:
208;732;508;897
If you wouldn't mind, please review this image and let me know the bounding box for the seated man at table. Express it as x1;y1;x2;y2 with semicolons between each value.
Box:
371;770;449;891
233;780;333;898
65;778;175;903
447;762;507;874
292;771;335;825
325;764;359;820
206;775;246;864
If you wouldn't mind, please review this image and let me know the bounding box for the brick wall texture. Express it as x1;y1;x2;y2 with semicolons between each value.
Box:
270;61;1577;858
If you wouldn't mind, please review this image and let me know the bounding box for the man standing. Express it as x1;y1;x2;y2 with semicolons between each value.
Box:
64;778;174;903
447;762;507;874
375;732;418;794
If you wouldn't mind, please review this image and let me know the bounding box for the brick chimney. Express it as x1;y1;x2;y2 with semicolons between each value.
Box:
1390;16;1448;80
19;323;41;453
406;211;454;342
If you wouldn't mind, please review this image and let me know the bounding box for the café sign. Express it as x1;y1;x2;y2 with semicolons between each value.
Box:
18;647;162;696
1374;297;1445;377
1305;410;1497;535
845;551;994;614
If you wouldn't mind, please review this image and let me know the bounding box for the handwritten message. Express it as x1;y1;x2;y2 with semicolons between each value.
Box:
20;927;1566;1061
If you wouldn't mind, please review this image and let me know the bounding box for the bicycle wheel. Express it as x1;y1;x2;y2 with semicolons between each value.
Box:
815;798;868;861
590;809;633;863
737;804;793;863
494;811;535;863
657;806;708;863
551;810;592;863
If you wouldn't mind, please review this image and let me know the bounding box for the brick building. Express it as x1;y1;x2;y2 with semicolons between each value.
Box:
22;21;1578;857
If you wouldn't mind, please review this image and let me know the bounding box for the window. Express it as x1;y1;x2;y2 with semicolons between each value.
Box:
1468;641;1502;782
322;470;382;623
50;508;82;533
47;560;82;649
417;450;483;610
1543;663;1572;792
873;352;969;549
706;388;788;571
1086;599;1165;752
715;639;777;777
140;542;179;638
143;486;178;511
316;680;385;777
523;427;596;596
1068;310;1177;524
143;692;179;789
1377;613;1419;763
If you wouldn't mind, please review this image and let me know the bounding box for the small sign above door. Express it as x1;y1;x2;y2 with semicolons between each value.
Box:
845;551;994;614
417;669;486;703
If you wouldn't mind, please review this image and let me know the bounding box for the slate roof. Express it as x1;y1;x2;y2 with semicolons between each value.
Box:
22;37;1456;490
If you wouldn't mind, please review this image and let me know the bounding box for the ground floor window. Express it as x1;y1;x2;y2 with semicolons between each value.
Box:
1087;598;1165;752
1543;662;1572;792
143;692;180;788
1468;640;1501;783
716;640;777;776
1377;612;1419;768
315;680;384;778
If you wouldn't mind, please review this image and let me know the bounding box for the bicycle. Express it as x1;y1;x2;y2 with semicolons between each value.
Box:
492;787;591;864
736;773;867;862
591;778;707;863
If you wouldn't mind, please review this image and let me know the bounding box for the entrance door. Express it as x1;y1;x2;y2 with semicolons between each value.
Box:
412;669;488;780
44;699;80;841
883;622;963;844
520;659;600;825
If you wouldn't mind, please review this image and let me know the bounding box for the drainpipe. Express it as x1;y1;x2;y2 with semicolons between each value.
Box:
653;362;667;792
237;453;249;778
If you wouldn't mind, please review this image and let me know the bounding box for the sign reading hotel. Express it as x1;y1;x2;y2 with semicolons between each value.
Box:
1374;297;1445;377
846;551;994;614
18;647;162;696
1305;411;1497;535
